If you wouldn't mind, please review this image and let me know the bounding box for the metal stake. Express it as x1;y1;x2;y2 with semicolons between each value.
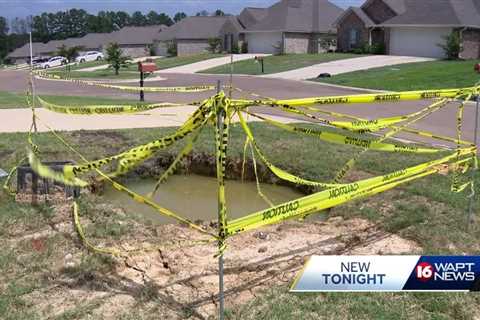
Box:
140;71;145;102
467;93;480;230
216;80;225;320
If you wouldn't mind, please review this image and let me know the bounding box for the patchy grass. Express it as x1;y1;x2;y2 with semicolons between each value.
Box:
314;59;480;91
48;69;139;80
200;53;362;75
0;122;479;319
0;91;141;109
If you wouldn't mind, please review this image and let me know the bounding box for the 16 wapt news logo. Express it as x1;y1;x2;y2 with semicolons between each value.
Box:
291;256;480;292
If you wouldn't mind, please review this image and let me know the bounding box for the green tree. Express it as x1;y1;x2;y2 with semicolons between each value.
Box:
438;31;462;60
196;10;209;17
105;42;130;75
57;44;84;62
174;12;187;23
31;13;50;42
114;11;130;29
131;11;147;26
214;10;225;16
0;17;8;35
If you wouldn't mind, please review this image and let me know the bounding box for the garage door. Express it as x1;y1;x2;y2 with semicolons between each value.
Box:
390;27;452;58
246;32;283;54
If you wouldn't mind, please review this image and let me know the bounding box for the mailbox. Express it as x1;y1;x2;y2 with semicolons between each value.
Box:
138;62;157;73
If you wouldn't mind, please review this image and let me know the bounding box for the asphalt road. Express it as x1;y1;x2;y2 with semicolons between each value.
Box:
0;69;478;149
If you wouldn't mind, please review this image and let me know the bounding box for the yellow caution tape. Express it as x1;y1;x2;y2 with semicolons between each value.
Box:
246;112;442;154
28;151;89;187
34;71;215;93
333;98;449;183
226;148;476;236
38;96;184;115
231;87;476;108
148;127;203;198
64;98;214;178
237;111;340;189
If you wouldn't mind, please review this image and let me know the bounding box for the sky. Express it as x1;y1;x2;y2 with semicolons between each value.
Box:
0;0;365;20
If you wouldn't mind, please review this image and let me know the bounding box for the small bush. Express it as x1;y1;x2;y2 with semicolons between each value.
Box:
438;31;462;60
208;37;222;53
166;41;177;57
241;41;248;53
231;42;240;54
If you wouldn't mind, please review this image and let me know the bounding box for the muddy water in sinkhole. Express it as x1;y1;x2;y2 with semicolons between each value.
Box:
101;174;305;225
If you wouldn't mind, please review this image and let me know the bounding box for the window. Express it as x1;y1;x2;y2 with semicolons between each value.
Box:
349;28;359;47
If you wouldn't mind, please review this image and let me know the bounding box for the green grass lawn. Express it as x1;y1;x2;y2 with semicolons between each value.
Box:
0;123;479;319
315;59;480;91
0;90;141;108
200;53;362;75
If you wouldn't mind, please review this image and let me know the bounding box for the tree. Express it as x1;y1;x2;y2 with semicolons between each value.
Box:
196;10;209;17
114;11;130;29
31;13;50;42
105;42;130;75
131;11;147;26
146;11;160;25
174;12;187;23
0;17;8;35
57;44;84;62
208;37;222;53
214;10;225;16
438;31;461;60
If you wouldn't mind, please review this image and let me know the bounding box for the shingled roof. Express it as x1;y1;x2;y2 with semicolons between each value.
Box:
378;0;480;28
110;25;166;45
245;0;343;33
157;16;234;41
238;7;269;28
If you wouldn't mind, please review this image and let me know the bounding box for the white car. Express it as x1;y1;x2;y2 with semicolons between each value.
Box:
76;51;104;63
40;56;67;69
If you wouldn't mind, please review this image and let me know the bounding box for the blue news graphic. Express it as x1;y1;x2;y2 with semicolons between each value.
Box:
403;256;480;291
291;256;480;292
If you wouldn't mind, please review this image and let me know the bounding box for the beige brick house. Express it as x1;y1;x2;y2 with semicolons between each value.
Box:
335;0;480;59
220;0;343;55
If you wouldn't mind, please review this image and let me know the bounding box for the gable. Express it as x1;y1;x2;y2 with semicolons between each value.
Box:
362;0;397;24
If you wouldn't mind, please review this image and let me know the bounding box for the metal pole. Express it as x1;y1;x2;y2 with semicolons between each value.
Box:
467;94;480;230
216;80;225;320
29;32;37;133
140;71;145;102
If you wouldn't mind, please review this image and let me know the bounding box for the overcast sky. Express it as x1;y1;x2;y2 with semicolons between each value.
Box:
0;0;365;19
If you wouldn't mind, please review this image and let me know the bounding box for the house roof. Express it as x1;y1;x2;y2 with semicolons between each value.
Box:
7;42;50;58
245;0;343;33
238;7;269;28
334;6;376;27
379;0;480;28
110;25;166;45
157;16;233;40
361;0;406;15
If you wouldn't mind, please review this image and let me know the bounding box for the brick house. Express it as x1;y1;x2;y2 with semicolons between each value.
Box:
7;26;165;63
335;0;480;59
224;0;343;55
156;16;237;56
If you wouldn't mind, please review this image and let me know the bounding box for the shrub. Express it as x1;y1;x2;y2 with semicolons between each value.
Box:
231;42;240;54
166;41;177;57
241;41;248;53
438;31;461;60
208;37;222;53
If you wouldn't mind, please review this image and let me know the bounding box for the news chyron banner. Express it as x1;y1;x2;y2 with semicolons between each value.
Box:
291;256;480;292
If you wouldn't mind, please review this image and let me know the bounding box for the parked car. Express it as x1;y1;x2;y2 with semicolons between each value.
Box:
75;51;104;63
40;56;67;69
31;57;49;68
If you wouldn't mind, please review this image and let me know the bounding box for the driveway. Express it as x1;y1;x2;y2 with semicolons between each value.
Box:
0;69;477;149
160;54;269;74
265;55;436;81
